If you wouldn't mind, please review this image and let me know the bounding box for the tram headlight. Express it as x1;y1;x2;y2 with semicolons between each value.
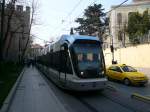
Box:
102;71;104;74
81;72;84;75
99;71;104;75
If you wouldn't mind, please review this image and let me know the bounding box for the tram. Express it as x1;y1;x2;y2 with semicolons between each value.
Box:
37;35;107;91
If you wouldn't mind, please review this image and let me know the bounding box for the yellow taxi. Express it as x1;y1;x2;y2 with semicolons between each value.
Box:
106;64;148;86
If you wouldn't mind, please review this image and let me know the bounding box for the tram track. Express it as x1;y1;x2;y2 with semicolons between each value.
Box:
72;90;134;112
73;95;100;112
72;87;150;112
39;68;102;112
38;68;95;112
101;91;137;112
42;75;101;112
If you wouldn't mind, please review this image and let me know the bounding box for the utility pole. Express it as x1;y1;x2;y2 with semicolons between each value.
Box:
0;0;5;61
109;29;116;64
70;27;74;35
110;35;115;64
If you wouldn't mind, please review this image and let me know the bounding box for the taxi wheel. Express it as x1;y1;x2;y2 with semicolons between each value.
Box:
124;78;131;86
106;76;111;81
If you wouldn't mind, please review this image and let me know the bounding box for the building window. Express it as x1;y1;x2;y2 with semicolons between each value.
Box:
17;5;23;12
118;31;122;41
117;13;122;25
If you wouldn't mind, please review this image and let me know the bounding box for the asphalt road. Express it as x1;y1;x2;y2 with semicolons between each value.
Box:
108;80;150;96
7;66;150;112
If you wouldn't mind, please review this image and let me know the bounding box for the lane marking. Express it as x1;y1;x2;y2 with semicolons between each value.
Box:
106;84;117;91
131;93;150;104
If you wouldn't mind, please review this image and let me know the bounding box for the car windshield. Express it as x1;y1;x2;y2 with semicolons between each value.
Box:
121;66;137;72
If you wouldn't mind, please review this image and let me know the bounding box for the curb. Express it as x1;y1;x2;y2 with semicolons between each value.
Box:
131;93;150;104
0;67;25;112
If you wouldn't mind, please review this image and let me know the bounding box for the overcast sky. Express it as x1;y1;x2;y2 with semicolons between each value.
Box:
31;0;132;45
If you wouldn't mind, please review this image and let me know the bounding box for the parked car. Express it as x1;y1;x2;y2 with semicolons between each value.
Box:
106;64;148;86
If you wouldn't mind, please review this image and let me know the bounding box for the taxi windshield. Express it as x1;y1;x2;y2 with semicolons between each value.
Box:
121;66;137;72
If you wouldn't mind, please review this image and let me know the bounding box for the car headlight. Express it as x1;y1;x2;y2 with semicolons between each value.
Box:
130;77;140;80
130;76;148;80
130;76;137;79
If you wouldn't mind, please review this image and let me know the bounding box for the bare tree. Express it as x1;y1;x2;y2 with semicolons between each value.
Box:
0;0;17;61
1;0;39;62
3;1;16;44
2;0;25;61
21;0;39;61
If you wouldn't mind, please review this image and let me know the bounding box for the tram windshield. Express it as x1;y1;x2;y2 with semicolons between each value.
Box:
71;40;105;78
74;44;101;70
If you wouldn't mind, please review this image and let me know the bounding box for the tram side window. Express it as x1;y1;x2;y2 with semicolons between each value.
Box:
60;51;73;74
66;53;73;74
52;52;60;71
52;53;56;69
51;54;54;67
49;53;52;67
60;51;66;73
47;53;51;67
45;54;49;66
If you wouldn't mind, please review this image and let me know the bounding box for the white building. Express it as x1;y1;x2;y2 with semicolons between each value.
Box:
30;44;43;58
104;0;150;49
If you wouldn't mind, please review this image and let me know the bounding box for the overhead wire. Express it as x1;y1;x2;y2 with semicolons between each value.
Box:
60;0;99;33
105;0;129;14
32;35;52;43
34;1;98;45
39;0;130;43
62;0;84;23
72;0;130;34
51;0;84;36
51;0;100;37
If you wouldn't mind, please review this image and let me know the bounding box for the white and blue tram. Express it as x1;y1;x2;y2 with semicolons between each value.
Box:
37;35;107;91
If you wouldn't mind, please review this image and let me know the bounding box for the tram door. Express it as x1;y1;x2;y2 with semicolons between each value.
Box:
59;45;67;86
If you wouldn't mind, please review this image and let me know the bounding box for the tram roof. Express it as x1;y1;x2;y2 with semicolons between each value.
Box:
49;35;101;52
59;35;100;45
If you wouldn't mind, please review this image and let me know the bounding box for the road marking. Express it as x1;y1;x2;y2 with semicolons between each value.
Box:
106;84;117;91
131;93;150;104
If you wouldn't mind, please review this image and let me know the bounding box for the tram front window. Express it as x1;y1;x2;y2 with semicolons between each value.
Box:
77;52;100;70
72;43;105;78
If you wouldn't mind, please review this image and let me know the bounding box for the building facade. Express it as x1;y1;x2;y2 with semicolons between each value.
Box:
29;44;43;59
0;3;30;62
104;0;150;49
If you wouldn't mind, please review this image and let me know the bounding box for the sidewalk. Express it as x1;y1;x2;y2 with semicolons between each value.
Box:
7;66;67;112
